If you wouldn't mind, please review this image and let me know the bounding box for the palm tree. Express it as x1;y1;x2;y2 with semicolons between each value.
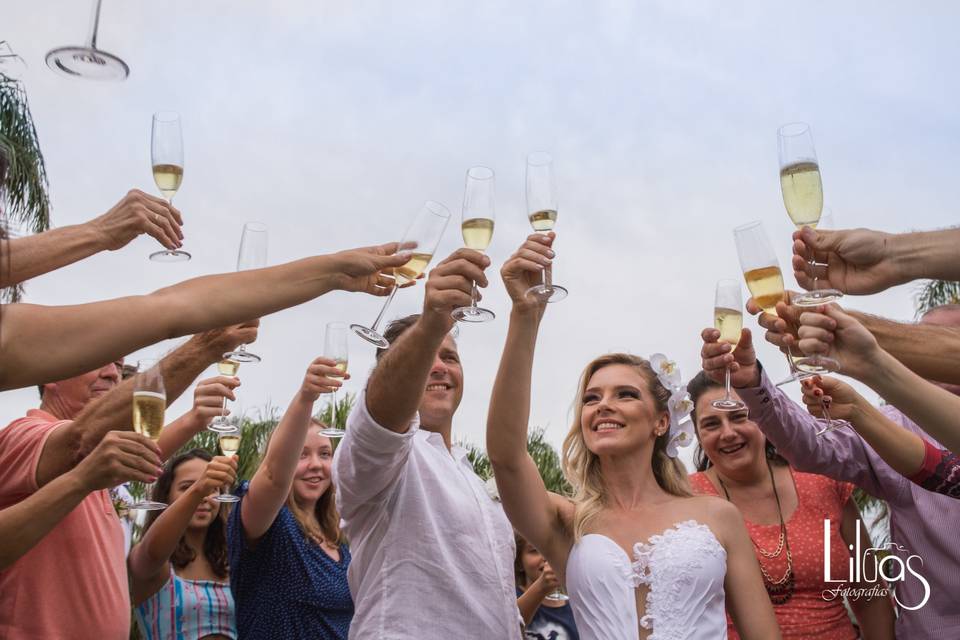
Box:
465;428;572;496
915;279;960;317
1;42;52;302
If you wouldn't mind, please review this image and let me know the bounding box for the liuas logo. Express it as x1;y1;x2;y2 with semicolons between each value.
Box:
822;519;930;611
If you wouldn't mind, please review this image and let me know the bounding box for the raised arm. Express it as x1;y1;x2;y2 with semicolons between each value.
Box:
791;226;960;295
35;324;256;488
240;357;342;544
365;248;490;432
1;190;183;288
800;375;926;479
0;431;160;570
129;455;237;604
799;305;960;456
487;234;571;569
0;242;410;390
849;312;960;385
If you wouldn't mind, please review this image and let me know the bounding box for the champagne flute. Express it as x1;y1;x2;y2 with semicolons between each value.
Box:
44;0;130;81
793;206;840;374
149;111;189;262
223;222;268;363
777;122;843;307
733;221;810;387
525;152;567;302
214;424;242;503
130;359;167;511
351;201;452;348
712;279;746;411
453;166;496;323
208;358;240;433
321;322;349;439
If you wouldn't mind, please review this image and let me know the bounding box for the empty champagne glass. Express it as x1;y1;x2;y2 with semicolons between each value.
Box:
351;201;451;348
215;423;242;503
150;111;189;262
777;122;843;307
130;359;167;510
525;152;567;302
224;222;268;363
712;279;746;411
453;167;496;322
321;322;349;439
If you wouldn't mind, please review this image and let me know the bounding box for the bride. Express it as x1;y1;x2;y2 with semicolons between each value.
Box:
486;233;780;640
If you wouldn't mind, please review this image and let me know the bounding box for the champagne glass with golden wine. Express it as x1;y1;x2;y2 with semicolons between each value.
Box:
130;359;168;510
321;322;349;439
351;201;452;348
525;152;567;302
215;423;242;503
453;166;496;322
150;111;189;262
712;279;746;411
224;222;268;363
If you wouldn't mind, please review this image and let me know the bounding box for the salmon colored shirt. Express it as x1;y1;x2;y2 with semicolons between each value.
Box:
0;410;130;640
690;468;857;640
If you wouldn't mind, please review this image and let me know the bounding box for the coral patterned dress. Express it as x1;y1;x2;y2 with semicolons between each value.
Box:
690;469;858;640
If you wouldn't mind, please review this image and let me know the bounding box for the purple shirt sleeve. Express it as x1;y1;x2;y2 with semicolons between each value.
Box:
739;365;907;503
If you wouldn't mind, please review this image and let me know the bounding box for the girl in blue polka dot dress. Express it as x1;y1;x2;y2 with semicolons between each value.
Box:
228;356;354;639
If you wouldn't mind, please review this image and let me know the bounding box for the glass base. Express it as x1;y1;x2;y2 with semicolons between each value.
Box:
215;493;241;503
525;283;568;303
320;428;345;439
711;398;746;411
775;370;815;387
350;324;390;349
795;356;840;374
544;592;569;603
793;288;843;307
150;248;191;262
223;349;261;364
45;46;129;81
452;305;495;323
130;500;167;511
207;419;236;434
816;420;848;436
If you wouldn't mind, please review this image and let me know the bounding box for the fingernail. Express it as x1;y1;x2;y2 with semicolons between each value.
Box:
547;250;555;258
149;476;158;483
156;467;164;475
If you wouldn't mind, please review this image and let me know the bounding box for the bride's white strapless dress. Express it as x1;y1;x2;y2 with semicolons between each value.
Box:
565;520;727;640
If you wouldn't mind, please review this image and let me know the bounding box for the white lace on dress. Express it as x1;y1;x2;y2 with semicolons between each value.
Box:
566;520;727;640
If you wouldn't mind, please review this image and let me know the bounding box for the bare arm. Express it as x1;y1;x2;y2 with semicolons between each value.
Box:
841;499;896;640
0;431;161;570
240;358;342;544
487;234;572;568
716;500;782;640
516;567;560;626
129;456;236;605
35;325;256;487
0;243;410;391
156;375;241;460
1;189;183;288
850;311;960;385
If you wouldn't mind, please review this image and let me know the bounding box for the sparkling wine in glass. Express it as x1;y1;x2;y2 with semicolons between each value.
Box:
351;201;451;348
733;221;810;387
778;122;842;307
224;222;268;363
149;111;190;262
215;425;242;503
525;152;567;302
130;359;167;510
712;279;746;411
453;166;496;323
321;322;349;439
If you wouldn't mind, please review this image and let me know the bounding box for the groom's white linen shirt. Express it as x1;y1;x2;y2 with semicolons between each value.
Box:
333;390;521;639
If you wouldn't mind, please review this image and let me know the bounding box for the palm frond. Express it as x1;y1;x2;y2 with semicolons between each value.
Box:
914;279;960;318
461;428;571;496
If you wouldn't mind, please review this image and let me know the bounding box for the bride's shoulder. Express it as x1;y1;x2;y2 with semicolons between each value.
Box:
680;495;742;539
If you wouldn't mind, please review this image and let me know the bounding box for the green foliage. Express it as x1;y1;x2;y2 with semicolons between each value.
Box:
1;43;51;303
915;279;960;318
464;428;571;496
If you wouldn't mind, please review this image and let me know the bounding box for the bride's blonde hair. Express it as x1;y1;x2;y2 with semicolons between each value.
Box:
561;353;691;540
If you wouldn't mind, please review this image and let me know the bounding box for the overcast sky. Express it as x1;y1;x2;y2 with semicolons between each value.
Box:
2;0;958;470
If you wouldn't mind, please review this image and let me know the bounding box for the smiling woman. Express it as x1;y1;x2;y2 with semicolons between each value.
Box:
686;371;895;639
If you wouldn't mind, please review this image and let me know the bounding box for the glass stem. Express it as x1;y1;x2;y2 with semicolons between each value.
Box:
371;285;400;333
724;367;733;402
470;282;479;310
87;0;103;48
542;264;553;290
809;257;819;292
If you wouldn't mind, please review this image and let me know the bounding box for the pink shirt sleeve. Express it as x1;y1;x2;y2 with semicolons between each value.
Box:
0;416;66;501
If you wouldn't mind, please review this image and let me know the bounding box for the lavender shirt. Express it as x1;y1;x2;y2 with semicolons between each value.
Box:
741;366;960;639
